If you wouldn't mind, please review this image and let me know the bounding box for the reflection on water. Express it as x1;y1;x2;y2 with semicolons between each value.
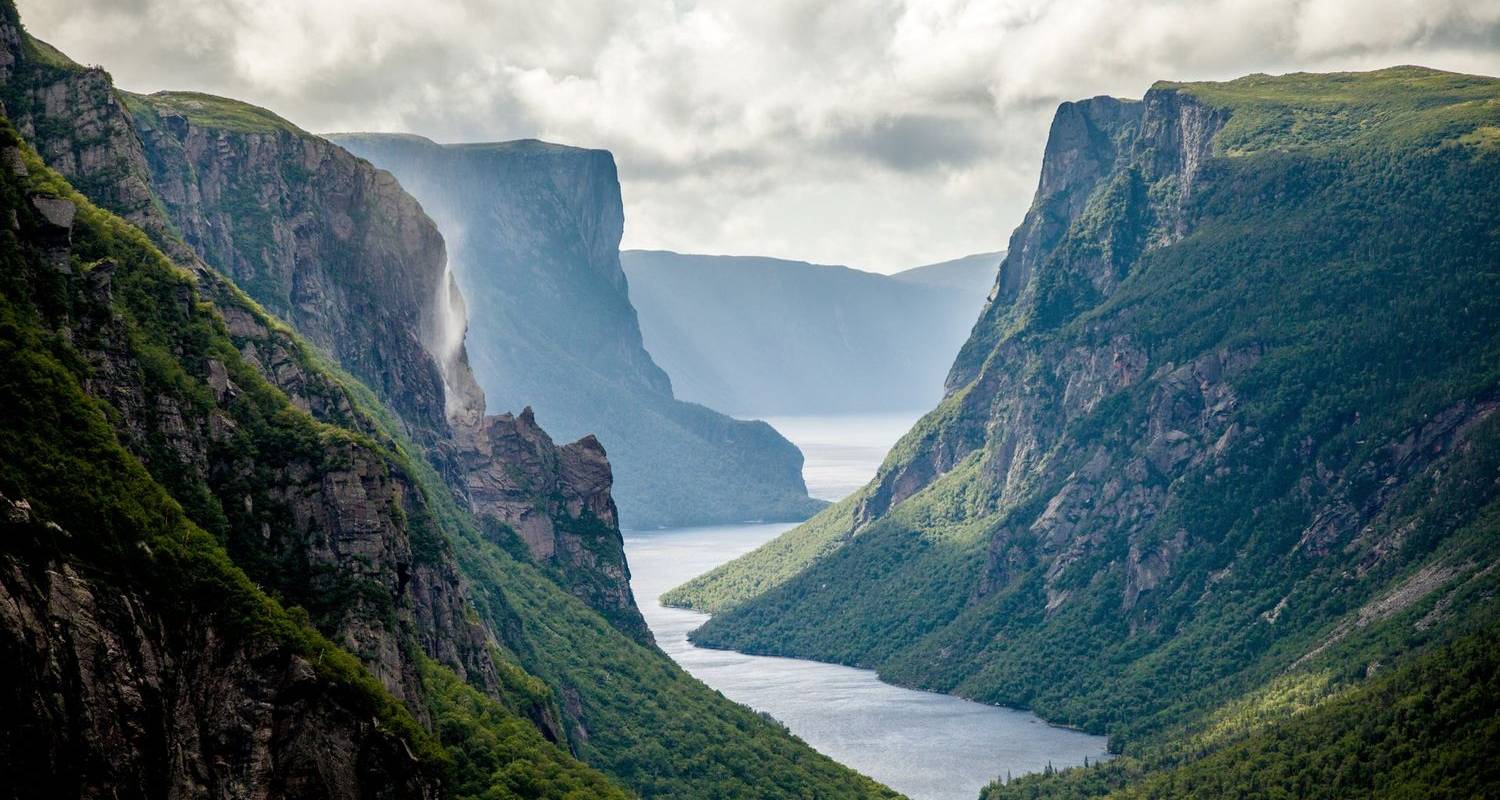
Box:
626;413;1108;800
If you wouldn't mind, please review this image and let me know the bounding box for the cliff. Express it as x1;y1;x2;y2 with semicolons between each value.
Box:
672;67;1500;791
621;249;999;416
454;408;648;641
0;121;527;797
125;90;480;443
0;5;898;798
330;133;825;528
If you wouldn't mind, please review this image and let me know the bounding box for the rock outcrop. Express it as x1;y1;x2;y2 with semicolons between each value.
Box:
0;496;440;800
456;408;649;642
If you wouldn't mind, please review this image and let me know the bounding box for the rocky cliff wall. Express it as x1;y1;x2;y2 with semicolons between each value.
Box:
331;133;823;528
129;91;480;441
684;69;1500;748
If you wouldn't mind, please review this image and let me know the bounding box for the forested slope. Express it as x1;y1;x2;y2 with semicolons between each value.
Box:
670;67;1500;796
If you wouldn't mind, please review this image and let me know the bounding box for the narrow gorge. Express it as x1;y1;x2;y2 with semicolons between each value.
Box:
3;1;1499;798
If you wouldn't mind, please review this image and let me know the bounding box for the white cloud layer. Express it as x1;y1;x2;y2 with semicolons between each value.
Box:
19;0;1500;271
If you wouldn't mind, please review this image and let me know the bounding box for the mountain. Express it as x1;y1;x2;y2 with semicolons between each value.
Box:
621;249;1001;416
666;67;1500;796
890;250;1004;296
0;7;896;798
328;134;825;529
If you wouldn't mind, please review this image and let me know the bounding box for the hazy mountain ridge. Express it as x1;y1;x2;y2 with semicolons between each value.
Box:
330;133;825;528
890;250;1004;295
622;249;1001;416
669;67;1500;797
0;6;896;798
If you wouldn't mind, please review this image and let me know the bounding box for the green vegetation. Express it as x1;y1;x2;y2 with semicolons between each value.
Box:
664;489;865;612
421;659;633;800
984;620;1500;800
674;67;1500;797
0;118;641;797
0;118;448;779
124;90;306;135
1164;66;1500;155
373;419;898;798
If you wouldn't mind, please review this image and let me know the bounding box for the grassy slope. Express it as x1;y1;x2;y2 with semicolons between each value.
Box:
123;90;306;135
670;67;1500;796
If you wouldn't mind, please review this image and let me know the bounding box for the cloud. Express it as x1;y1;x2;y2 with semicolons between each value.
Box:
18;0;1500;271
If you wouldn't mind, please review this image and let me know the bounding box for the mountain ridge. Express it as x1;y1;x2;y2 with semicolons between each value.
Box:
622;248;1000;416
330;131;827;528
668;64;1500;797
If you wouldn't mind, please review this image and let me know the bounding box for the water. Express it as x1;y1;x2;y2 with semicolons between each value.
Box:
623;413;1111;800
763;411;925;501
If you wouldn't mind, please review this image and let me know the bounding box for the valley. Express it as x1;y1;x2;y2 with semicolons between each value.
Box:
3;1;1498;798
624;415;1110;800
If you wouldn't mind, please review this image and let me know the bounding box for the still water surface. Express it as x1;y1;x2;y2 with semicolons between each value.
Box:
623;413;1110;800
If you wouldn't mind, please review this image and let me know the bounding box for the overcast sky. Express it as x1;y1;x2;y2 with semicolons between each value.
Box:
19;0;1500;272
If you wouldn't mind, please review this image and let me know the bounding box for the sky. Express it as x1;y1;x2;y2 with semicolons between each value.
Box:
19;0;1500;273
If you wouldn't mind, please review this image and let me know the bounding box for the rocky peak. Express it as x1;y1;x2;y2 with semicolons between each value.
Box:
455;407;648;643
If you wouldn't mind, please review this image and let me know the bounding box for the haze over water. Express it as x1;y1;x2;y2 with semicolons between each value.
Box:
624;413;1110;800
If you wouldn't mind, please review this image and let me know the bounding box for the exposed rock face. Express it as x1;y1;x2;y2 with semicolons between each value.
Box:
129;91;481;441
0;500;439;800
330;133;824;529
1;21;648;655
688;68;1500;742
121;104;648;640
862;89;1230;539
0;30;166;245
38;169;503;725
456;408;649;643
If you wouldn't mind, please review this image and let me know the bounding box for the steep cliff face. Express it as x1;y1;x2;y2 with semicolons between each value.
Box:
0;18;166;244
676;67;1500;764
1;496;439;800
456;408;648;642
0;125;457;798
331;133;824;528
127;91;480;440
0;16;642;638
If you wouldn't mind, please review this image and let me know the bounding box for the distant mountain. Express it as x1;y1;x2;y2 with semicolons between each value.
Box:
891;250;1003;296
668;67;1500;797
622;249;1000;416
330;134;824;529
